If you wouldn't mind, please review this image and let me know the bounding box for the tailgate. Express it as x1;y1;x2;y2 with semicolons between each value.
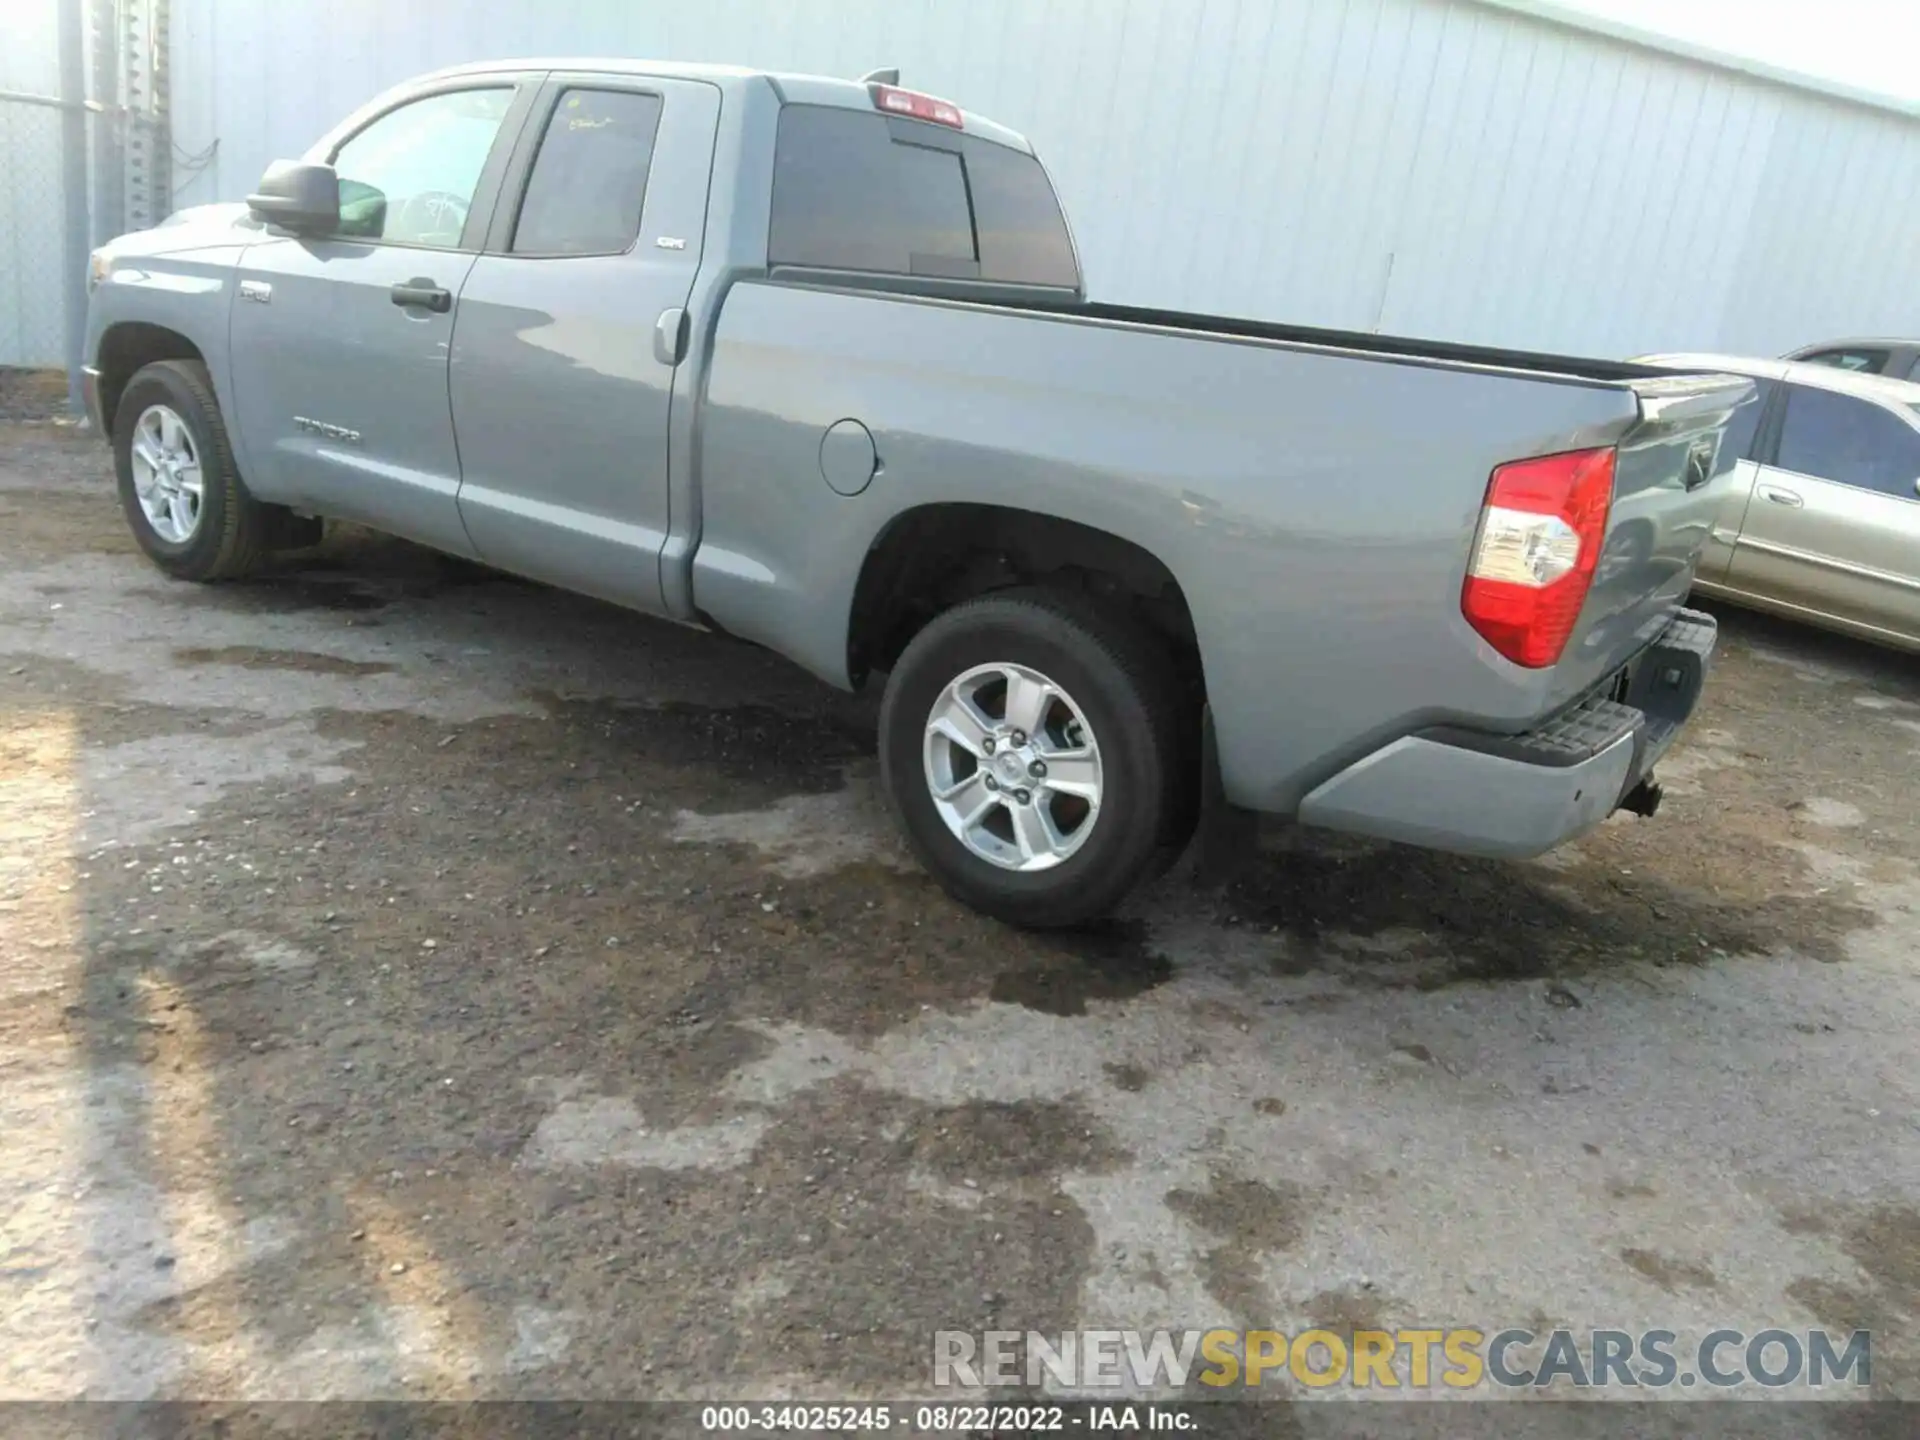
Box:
1546;371;1757;708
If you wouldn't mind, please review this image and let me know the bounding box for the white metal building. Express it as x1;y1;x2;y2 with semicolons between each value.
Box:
3;0;168;370
103;0;1920;359
0;19;70;367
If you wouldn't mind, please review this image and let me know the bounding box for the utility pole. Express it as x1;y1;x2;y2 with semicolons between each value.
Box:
58;0;91;415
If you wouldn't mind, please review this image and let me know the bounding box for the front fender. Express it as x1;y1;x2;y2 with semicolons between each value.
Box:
86;244;249;456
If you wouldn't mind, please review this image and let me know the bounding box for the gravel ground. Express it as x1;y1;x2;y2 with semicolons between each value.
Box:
1;423;1916;1408
0;369;70;424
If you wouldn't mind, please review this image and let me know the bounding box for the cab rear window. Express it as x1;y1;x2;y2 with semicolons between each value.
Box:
768;104;1078;289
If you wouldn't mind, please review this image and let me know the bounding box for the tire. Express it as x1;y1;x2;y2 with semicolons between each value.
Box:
113;359;272;581
878;587;1193;928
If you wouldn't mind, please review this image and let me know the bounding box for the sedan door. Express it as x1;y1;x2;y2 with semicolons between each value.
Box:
448;75;720;614
1693;379;1774;585
1724;382;1920;643
229;78;538;556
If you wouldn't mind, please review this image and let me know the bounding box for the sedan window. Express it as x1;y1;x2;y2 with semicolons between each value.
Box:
1775;385;1920;498
1799;348;1891;374
1717;379;1774;462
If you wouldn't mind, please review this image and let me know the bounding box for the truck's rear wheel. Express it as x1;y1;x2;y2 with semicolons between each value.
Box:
879;588;1189;928
113;359;272;581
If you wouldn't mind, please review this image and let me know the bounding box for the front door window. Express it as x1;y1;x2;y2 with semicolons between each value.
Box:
329;88;515;248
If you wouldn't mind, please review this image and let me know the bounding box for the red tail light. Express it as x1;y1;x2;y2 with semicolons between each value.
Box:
1461;446;1617;668
870;83;963;128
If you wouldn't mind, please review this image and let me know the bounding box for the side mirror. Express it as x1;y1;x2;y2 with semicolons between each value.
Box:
247;160;340;234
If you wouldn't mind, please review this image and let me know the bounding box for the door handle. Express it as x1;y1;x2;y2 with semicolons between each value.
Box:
653;307;689;366
390;280;452;313
1758;484;1803;508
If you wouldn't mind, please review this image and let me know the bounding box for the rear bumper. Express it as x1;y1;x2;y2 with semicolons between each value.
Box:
1297;608;1715;859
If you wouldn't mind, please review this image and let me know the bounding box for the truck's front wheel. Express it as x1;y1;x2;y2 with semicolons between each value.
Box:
113;359;274;581
879;588;1189;928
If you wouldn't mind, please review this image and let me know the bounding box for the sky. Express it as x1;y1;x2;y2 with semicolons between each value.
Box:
1556;0;1920;103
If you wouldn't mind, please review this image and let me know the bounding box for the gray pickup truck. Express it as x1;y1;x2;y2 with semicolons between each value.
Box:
83;59;1751;927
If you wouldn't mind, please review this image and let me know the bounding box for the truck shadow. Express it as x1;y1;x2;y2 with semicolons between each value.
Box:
1206;824;1878;988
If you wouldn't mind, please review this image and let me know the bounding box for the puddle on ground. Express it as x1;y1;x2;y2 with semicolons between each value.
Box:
1620;1246;1719;1294
536;694;874;800
1302;1284;1394;1334
1222;830;1879;984
1165;1170;1308;1322
989;919;1173;1016
149;539;538;615
187;575;393;614
174;646;396;677
897;1098;1128;1183
1841;1203;1920;1302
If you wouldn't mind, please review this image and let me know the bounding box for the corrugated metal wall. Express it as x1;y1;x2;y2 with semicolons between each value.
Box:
167;0;1920;358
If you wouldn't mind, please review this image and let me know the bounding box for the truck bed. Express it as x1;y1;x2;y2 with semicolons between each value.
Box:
767;271;1673;387
694;279;1751;811
999;296;1675;387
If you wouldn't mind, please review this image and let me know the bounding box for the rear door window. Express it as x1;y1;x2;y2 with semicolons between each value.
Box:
769;104;1078;288
1774;384;1920;498
512;88;664;255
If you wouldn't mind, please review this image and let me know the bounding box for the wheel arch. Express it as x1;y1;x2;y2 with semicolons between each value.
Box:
96;322;208;433
845;502;1203;699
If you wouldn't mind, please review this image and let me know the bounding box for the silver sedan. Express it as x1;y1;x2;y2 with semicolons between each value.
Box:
1638;353;1920;653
